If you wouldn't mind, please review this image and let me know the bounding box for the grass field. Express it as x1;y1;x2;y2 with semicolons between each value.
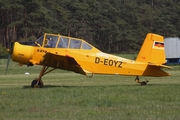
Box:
1;56;180;120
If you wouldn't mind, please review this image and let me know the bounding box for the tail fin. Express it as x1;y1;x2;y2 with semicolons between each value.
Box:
136;33;166;64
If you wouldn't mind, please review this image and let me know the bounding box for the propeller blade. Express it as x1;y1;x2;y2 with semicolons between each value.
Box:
6;54;11;74
5;40;14;74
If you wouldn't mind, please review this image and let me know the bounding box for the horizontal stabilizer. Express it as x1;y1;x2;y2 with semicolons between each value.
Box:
148;63;171;69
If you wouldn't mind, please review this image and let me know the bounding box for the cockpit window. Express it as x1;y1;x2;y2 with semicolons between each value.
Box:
35;33;93;50
82;42;92;50
69;39;82;49
58;37;69;48
44;35;59;48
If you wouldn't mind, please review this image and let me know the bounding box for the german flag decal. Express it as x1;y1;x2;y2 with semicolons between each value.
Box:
153;41;164;50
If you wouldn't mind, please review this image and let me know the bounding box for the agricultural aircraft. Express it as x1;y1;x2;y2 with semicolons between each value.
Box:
6;33;171;87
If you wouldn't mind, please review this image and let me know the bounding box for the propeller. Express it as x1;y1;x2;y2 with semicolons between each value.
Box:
6;40;14;74
5;40;37;74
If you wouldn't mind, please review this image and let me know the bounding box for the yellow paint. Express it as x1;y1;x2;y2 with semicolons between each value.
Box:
136;33;166;64
11;33;171;78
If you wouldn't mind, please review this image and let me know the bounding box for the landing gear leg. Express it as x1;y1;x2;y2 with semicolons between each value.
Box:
31;66;46;88
135;76;149;85
31;65;56;88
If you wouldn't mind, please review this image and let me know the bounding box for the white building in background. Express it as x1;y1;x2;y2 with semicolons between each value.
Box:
164;37;180;64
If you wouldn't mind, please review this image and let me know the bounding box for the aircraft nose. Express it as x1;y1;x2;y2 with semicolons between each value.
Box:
12;42;34;65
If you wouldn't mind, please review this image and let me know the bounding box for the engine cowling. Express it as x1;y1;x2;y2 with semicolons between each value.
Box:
12;42;34;65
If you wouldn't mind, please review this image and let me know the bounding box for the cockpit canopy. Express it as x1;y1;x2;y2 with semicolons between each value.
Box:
36;33;94;50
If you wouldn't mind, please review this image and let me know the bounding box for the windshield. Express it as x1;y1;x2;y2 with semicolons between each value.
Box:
35;35;44;46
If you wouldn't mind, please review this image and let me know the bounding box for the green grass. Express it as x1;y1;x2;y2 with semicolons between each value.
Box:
1;57;180;120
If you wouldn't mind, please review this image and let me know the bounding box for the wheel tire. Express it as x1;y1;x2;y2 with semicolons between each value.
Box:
140;81;147;85
31;79;43;88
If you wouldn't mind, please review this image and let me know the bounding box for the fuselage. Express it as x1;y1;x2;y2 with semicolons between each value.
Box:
11;43;168;77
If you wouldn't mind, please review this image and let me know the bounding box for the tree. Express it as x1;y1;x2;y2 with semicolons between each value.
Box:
1;0;180;54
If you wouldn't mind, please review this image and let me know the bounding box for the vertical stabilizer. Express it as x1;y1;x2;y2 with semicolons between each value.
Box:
136;33;166;64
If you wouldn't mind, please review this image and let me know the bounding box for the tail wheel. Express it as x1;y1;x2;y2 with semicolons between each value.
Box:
135;76;149;85
140;81;148;85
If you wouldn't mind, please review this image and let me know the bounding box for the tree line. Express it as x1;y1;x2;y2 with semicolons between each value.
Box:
0;0;180;54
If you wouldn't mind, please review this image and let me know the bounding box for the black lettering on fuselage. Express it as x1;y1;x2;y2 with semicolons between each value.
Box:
109;60;113;66
95;57;100;63
118;61;122;68
114;60;118;67
104;59;108;65
37;49;47;53
95;57;122;68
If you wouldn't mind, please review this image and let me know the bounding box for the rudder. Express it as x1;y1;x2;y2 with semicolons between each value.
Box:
136;33;166;64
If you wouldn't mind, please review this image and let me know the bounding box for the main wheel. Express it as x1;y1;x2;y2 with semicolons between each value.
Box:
31;79;43;88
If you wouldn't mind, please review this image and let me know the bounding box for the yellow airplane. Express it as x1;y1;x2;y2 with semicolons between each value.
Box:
7;33;171;87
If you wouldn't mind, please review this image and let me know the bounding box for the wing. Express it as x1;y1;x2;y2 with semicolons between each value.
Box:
40;53;86;75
